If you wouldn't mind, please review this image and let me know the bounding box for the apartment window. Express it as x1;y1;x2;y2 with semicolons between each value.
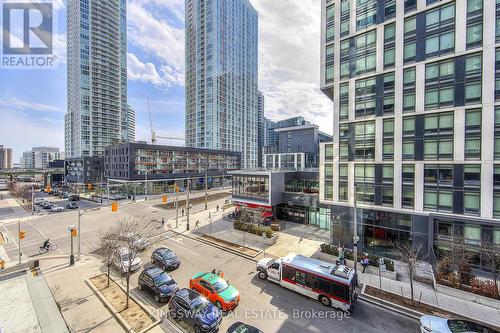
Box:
339;164;348;202
495;49;500;101
402;165;415;209
325;144;334;162
425;3;455;58
405;0;417;13
425;59;454;109
340;0;350;37
494;166;500;218
340;30;377;79
340;40;350;79
465;109;481;160
355;164;375;204
495;108;500;160
354;121;375;160
403;16;417;63
325;164;334;180
382;73;395;115
466;0;483;49
423;112;454;160
356;0;377;31
383;118;394;160
402;117;416;160
464;165;481;216
496;0;500;42
339;83;349;121
464;53;482;105
382;165;394;206
339;124;349;161
384;23;396;69
403;67;416;112
326;4;335;43
384;0;396;20
326;45;335;84
424;165;453;212
355;77;376;118
325;180;334;201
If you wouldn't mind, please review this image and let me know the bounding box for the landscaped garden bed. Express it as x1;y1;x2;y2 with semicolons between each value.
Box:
89;274;157;332
320;243;395;271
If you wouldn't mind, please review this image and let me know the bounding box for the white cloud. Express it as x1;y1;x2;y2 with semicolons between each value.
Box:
0;97;64;113
127;0;185;87
250;0;333;135
127;53;184;87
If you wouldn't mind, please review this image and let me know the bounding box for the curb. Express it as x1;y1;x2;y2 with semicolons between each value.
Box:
167;229;259;263
358;284;422;320
85;276;161;333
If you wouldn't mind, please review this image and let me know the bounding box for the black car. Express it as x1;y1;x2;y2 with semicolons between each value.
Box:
151;247;181;270
138;267;178;303
66;202;79;209
168;288;222;333
69;195;80;201
42;202;53;209
227;322;263;333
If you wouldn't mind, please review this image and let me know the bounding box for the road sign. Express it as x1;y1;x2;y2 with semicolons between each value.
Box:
162;195;167;203
71;229;77;237
19;231;26;240
380;264;386;273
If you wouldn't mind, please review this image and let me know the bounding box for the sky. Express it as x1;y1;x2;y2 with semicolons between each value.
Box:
0;0;332;163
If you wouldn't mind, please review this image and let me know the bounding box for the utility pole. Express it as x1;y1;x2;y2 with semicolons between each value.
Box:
353;182;359;286
209;212;212;237
77;186;81;260
175;187;179;228
144;169;148;201
204;170;208;210
31;185;34;215
107;179;110;205
186;179;190;231
18;220;21;264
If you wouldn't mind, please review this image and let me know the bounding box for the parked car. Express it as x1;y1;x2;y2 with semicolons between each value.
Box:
42;202;53;209
51;205;65;212
168;288;222;333
66;202;79;209
151;247;181;271
118;232;150;251
189;272;240;311
35;198;45;206
227;322;263;333
420;315;500;333
138;267;178;302
69;194;79;201
113;247;142;275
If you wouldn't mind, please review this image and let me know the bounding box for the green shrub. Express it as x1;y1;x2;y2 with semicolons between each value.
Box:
233;220;273;238
320;243;339;256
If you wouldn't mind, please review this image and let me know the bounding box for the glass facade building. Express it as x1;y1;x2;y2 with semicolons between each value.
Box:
65;0;133;158
185;0;259;169
320;0;500;264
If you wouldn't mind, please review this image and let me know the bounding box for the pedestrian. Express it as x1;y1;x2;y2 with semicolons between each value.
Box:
161;218;165;226
195;220;199;229
338;247;345;265
361;256;369;273
182;208;184;216
216;205;219;212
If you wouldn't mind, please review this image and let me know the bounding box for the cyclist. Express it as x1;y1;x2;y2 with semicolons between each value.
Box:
42;239;51;250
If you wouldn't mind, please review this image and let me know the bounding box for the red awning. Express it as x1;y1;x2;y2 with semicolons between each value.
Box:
261;211;273;218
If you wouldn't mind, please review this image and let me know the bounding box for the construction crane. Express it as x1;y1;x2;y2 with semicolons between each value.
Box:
147;97;185;144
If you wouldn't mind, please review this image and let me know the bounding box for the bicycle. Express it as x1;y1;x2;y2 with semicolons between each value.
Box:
39;243;58;254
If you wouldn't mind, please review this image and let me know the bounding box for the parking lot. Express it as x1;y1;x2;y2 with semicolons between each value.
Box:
33;192;101;214
121;232;419;333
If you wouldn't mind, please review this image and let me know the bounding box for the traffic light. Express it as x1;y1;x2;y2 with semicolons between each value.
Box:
71;229;77;237
87;183;92;191
111;202;118;212
162;195;168;203
19;231;26;240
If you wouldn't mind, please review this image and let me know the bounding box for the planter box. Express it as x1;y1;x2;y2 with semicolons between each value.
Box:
315;251;397;280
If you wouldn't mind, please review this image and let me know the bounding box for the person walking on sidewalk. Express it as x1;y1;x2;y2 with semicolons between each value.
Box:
182;208;184;216
216;205;219;212
338;247;345;265
161;218;165;226
195;220;199;229
361;256;369;273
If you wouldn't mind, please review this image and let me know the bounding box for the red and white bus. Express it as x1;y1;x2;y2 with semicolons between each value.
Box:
256;253;357;311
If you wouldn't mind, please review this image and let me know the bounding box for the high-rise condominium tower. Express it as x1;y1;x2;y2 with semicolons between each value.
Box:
65;0;131;158
320;0;499;269
185;0;259;169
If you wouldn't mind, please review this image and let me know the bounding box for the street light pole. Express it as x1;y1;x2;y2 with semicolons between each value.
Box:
31;185;34;215
107;179;110;205
175;187;179;228
186;178;190;231
144;169;148;201
18;220;22;264
205;170;208;210
77;186;81;260
353;183;359;286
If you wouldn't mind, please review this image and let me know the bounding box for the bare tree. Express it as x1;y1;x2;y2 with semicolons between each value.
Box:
115;216;156;309
393;242;424;300
481;242;500;297
331;222;352;248
97;231;121;288
446;237;474;287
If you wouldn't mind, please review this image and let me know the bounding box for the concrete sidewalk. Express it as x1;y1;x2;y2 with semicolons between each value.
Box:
165;206;500;329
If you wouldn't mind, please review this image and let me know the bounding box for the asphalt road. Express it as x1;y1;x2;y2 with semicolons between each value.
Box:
124;233;420;333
